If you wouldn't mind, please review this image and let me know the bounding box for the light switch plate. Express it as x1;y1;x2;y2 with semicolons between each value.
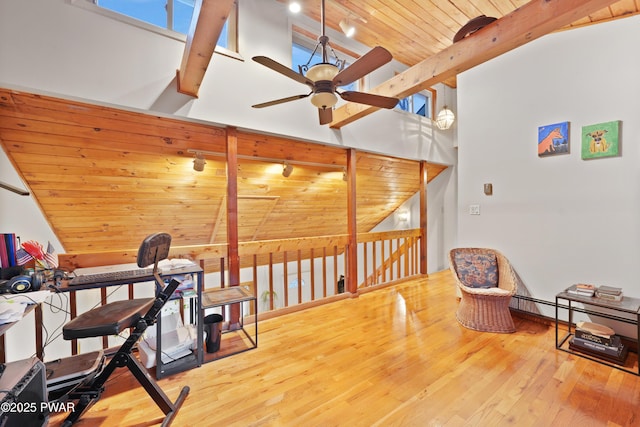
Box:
469;204;480;215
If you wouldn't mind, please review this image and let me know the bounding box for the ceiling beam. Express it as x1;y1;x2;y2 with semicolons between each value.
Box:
329;0;621;129
176;0;236;98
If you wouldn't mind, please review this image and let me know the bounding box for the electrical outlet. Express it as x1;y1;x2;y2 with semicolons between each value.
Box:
469;204;480;215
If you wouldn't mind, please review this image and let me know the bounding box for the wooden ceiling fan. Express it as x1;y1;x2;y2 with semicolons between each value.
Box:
251;0;398;125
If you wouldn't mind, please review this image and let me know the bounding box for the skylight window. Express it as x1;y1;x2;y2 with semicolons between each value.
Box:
84;0;236;51
97;0;176;30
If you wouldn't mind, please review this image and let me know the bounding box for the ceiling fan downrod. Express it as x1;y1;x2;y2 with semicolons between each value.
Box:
319;0;328;63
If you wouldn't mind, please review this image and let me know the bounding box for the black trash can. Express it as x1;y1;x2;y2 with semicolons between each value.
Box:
203;314;223;353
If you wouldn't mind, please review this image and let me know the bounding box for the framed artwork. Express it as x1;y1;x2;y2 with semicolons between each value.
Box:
538;121;569;157
581;121;620;159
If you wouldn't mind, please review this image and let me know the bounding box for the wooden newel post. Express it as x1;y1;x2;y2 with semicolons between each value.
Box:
346;148;358;294
226;126;241;329
419;160;428;275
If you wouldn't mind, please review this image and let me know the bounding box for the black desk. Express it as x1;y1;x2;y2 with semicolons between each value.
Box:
58;265;204;379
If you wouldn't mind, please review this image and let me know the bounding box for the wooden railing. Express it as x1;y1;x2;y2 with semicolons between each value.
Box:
0;230;426;362
359;230;422;288
35;229;424;359
58;229;423;314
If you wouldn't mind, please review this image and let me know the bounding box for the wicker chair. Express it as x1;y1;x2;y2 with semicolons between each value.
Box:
449;248;517;333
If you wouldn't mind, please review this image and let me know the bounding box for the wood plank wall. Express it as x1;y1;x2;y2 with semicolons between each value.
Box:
0;88;447;262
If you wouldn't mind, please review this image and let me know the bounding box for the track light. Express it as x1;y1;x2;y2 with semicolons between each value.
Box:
288;1;301;13
186;149;345;179
193;152;206;172
339;18;355;38
282;162;293;177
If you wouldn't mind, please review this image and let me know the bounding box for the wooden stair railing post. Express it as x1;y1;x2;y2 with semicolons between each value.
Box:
388;239;393;280
322;247;327;298
283;251;289;308
226;126;241;329
297;250;302;304
333;246;339;294
363;241;368;286
346;148;358;294
268;253;274;310
252;254;258;296
310;248;316;301
373;241;377;285
396;238;401;279
381;242;384;282
420;161;428;275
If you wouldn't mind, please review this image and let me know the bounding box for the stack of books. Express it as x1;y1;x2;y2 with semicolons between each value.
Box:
595;285;623;302
566;283;596;297
569;321;628;365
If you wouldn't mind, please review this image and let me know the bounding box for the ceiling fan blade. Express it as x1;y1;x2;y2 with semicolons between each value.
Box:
340;91;399;109
252;56;314;87
318;107;333;125
252;93;310;109
332;46;393;87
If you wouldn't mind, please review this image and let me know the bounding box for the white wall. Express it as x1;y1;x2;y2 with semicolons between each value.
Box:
0;0;458;360
457;15;640;325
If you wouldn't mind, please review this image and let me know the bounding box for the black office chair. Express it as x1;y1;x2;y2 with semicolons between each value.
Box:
60;233;189;427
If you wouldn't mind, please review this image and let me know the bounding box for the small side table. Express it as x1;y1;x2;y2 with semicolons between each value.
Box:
556;286;640;375
200;286;257;363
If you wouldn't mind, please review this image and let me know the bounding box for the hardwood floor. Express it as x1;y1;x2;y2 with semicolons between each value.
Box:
49;270;640;426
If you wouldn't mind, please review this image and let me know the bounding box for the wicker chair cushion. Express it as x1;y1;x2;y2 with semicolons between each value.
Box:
454;252;498;288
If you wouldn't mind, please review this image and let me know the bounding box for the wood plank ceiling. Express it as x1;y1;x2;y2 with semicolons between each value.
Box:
183;1;636;126
316;0;631;127
288;0;640;74
0;89;446;253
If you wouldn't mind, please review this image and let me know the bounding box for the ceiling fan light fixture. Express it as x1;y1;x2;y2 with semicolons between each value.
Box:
310;91;338;109
305;63;339;82
339;18;355;38
306;63;339;109
434;106;455;130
